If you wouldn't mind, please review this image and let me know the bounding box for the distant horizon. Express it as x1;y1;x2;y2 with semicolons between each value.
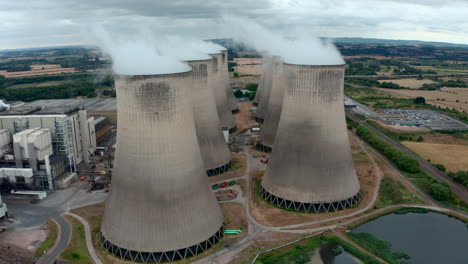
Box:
1;36;468;53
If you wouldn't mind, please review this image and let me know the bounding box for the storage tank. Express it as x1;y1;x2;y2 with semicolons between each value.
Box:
222;50;239;113
209;51;237;133
261;64;361;213
100;69;224;263
254;55;273;123
187;57;232;176
257;56;284;153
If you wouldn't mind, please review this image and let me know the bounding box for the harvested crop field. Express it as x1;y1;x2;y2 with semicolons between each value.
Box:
232;58;262;75
402;141;468;172
376;87;468;112
8;80;69;89
378;78;435;89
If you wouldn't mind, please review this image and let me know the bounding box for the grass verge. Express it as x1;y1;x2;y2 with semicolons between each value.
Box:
35;219;59;258
60;216;92;264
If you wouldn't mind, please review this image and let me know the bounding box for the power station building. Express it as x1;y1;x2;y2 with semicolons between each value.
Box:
101;69;224;262
261;64;361;213
0;106;96;169
257;56;284;153
210;51;237;133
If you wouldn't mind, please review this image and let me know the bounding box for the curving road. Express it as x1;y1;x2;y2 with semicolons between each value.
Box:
36;215;71;264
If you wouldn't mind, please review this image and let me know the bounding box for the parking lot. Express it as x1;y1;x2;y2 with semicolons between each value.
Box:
380;109;468;130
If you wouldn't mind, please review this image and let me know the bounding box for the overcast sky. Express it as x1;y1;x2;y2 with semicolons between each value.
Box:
1;0;468;50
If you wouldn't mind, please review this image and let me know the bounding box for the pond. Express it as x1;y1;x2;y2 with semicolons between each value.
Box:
352;211;468;264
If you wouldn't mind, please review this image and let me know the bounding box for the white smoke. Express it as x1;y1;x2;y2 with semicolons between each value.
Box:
86;27;190;75
155;36;223;61
0;100;10;110
222;16;344;66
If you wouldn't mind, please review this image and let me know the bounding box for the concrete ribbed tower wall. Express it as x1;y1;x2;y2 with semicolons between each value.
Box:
188;59;232;176
261;64;361;213
254;55;273;123
257;56;284;153
210;52;237;133
101;71;224;263
222;50;239;113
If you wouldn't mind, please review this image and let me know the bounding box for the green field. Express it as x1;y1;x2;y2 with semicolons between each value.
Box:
8;80;69;89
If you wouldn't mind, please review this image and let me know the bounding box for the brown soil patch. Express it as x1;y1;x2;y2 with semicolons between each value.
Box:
378;78;435;89
233;101;259;131
220;203;248;244
248;132;379;227
0;242;35;264
376;87;468;112
0;226;48;253
423;133;468;145
403;141;468;172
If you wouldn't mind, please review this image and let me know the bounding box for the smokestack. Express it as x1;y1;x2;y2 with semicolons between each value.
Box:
187;58;232;176
252;56;265;107
210;51;237;133
261;64;361;213
257;56;284;153
221;50;239;113
101;70;224;262
254;55;273;123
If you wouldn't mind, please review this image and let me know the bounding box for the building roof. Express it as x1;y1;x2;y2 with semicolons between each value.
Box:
0;98;116;116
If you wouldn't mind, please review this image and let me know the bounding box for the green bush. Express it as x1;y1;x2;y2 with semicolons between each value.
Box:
430;183;451;201
347;233;410;264
356;125;420;173
448;171;468;187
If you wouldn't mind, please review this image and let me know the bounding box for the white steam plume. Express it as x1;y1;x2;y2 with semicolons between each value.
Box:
86;27;190;75
222;16;344;66
154;36;226;61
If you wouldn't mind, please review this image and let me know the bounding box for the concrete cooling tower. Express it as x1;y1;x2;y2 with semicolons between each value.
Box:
210;51;237;133
254;55;273;123
101;71;225;263
257;56;284;153
222;50;239;113
261;64;361;213
188;58;232;175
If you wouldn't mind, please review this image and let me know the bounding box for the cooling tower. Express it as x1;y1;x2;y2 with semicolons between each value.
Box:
210;52;237;133
221;50;239;113
261;64;361;213
188;58;232;175
254;55;273;123
257;56;284;153
101;71;224;263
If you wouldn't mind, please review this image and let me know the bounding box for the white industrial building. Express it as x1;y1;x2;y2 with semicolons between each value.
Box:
0;168;34;188
0;193;6;219
0;106;96;170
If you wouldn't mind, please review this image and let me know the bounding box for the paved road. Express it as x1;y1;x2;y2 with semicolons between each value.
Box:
36;215;71;264
347;113;468;204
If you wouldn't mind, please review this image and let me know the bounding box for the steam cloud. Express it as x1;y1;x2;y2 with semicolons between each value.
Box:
223;16;344;65
155;36;226;61
88;27;190;75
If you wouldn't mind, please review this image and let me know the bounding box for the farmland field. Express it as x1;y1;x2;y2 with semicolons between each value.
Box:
7;80;69;89
376;87;468;112
377;78;435;89
402;141;468;172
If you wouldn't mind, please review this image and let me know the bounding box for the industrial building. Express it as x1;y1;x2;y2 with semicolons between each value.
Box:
0;106;96;167
101;70;224;262
210;50;237;133
254;55;273;123
261;64;361;213
257;56;284;153
94;116;112;144
187;57;232;176
0;193;6;219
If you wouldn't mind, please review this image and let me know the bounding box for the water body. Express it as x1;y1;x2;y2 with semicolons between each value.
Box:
334;252;362;264
353;212;468;264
